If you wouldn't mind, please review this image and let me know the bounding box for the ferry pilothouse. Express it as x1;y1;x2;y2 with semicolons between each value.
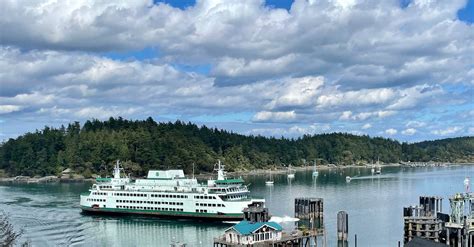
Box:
80;161;264;220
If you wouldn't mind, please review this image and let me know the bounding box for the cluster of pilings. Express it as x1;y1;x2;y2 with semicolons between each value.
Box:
243;201;270;223
445;192;474;246
295;198;324;230
403;194;474;246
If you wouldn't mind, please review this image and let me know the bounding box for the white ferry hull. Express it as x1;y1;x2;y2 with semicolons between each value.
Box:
79;160;265;221
80;206;245;221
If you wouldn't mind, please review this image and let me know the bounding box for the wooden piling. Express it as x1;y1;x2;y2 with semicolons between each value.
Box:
337;211;349;241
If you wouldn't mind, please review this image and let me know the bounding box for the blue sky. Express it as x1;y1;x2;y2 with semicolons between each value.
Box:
0;0;472;142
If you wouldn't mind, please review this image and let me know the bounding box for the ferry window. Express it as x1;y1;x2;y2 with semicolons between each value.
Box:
196;210;199;212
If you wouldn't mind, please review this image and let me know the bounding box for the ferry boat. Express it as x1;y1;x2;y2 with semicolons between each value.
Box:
80;161;264;221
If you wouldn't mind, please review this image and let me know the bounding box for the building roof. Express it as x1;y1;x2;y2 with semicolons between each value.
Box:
62;168;72;174
405;237;446;247
226;221;282;235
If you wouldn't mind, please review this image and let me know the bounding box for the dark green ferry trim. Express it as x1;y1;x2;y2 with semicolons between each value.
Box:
96;178;112;182
215;179;244;184
81;206;243;219
144;178;174;180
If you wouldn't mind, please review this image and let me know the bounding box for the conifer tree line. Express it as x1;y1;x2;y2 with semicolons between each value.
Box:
0;117;472;177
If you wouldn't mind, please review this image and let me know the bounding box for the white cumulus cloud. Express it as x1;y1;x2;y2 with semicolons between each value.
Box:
385;128;398;135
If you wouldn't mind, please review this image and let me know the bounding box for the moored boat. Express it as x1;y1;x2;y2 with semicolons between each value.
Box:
80;160;264;221
287;164;295;179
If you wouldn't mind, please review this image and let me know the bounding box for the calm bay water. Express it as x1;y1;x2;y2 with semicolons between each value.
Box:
1;165;473;246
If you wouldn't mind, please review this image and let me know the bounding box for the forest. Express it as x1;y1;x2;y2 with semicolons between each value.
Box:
0;117;473;177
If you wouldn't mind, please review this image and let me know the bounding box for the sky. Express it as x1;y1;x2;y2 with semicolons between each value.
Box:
0;0;473;142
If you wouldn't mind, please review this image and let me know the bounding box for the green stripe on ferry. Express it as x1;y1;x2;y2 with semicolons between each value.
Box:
81;206;242;217
215;179;244;184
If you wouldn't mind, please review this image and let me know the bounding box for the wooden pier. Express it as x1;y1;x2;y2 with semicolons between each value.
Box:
403;196;443;243
214;198;326;247
403;194;474;246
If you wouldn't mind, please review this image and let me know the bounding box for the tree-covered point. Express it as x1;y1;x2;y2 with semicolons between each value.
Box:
0;117;473;177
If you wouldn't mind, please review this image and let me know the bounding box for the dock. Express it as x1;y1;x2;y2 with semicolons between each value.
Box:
403;193;474;246
213;198;326;247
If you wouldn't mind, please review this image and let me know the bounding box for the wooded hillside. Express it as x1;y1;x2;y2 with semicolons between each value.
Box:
1;117;472;177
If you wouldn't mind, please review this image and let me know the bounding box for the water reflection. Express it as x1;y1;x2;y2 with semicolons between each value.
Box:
0;165;472;246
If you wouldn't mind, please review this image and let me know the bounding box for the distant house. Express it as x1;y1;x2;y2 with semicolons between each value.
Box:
61;168;72;178
223;220;283;245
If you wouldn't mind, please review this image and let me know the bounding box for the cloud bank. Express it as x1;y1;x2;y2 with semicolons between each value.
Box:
0;0;472;141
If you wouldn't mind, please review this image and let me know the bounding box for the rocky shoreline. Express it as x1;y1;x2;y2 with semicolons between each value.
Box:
1;162;471;184
0;176;95;184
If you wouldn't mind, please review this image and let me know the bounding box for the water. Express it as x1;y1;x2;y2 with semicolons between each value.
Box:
1;165;472;246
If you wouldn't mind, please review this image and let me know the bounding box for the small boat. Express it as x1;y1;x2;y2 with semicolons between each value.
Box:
375;157;382;175
265;170;274;185
287;164;295;179
312;160;319;177
345;176;351;182
375;166;381;175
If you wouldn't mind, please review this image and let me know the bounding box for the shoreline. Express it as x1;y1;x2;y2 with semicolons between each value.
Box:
1;162;472;184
